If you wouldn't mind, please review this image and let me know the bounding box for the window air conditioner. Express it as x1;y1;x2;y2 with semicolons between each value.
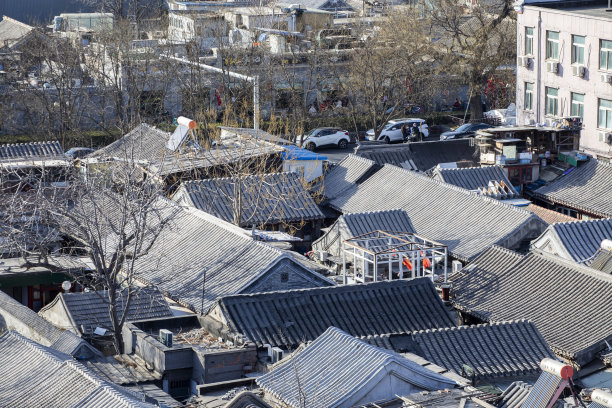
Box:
546;61;559;74
571;65;585;78
599;131;612;145
517;56;531;68
600;73;612;84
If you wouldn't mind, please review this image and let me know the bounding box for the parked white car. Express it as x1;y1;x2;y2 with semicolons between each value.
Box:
297;128;350;151
365;118;429;143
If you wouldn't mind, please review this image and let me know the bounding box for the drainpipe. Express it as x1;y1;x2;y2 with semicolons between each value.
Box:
536;10;542;124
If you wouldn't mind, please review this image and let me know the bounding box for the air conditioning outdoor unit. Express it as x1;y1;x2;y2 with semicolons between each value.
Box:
271;347;285;363
600;73;612;84
599;131;612;144
452;260;463;274
517;56;531;68
546;61;559;73
571;65;585;78
159;329;173;347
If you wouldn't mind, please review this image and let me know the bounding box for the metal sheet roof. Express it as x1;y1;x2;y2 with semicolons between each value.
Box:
328;164;546;261
174;172;324;226
256;327;457;408
0;331;155;407
452;247;612;367
214;278;456;349
534;160;612;218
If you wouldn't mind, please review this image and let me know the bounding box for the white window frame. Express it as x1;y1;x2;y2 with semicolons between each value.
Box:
570;92;584;119
524;82;534;111
571;35;585;65
545;87;559;117
525;27;534;56
546;31;560;61
599;98;612;130
600;39;612;71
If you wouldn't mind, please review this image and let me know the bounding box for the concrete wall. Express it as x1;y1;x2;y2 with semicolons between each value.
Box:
516;5;612;157
192;346;257;384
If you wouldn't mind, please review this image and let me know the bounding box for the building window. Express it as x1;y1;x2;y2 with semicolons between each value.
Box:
525;27;534;56
601;39;612;71
545;87;559;116
524;82;534;111
571;35;585;65
599;98;612;130
546;31;559;60
571;93;584;119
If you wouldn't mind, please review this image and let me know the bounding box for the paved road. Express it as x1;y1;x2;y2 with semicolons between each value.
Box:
314;143;357;163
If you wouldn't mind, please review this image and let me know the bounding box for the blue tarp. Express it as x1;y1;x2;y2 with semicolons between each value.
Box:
282;145;328;161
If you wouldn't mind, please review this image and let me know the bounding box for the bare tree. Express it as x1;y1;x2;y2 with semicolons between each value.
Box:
0;158;178;353
423;0;516;120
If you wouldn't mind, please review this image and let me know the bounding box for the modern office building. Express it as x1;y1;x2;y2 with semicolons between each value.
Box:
515;0;612;159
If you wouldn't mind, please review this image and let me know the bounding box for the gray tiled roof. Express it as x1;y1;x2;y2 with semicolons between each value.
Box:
0;331;155;408
39;286;173;333
328;164;546;261
0;140;64;160
213;278;456;348
133;202;333;313
356;139;478;172
224;391;272;408
90;124;281;176
0;290;99;358
322;154;375;200
0;15;33;48
312;209;414;257
589;249;612;274
531;218;612;263
498;381;532;408
432;166;516;193
83;354;162;385
452;247;612;366
174;172;324;226
256;327;457;408
408;320;555;381
534;160;612;217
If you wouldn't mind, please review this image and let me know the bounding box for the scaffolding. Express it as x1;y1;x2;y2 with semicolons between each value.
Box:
342;230;448;284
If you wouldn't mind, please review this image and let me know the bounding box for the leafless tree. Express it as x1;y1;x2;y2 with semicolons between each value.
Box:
0;158;178;353
423;0;516;120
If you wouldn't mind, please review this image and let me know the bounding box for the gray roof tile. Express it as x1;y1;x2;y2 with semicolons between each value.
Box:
0;331;155;407
0;140;64;160
532;218;612;263
39;286;173;333
409;320;556;381
356;139;478;172
133;203;333;313
256;327;457;408
175;172;324;226
534;160;612;218
432;165;516;194
323;154;376;200
214;278;456;348
0;15;33;48
312;209;415;256
329;164;546;261
452;247;612;366
589;249;612;274
0;290;99;357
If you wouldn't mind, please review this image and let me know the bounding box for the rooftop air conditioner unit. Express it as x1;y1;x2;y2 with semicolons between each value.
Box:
452;260;463;274
546;61;559;74
601;73;612;84
517;56;530;68
159;329;173;347
271;347;285;363
571;65;585;78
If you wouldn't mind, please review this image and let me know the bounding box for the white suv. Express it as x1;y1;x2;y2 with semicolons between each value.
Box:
298;128;350;151
365;118;429;143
